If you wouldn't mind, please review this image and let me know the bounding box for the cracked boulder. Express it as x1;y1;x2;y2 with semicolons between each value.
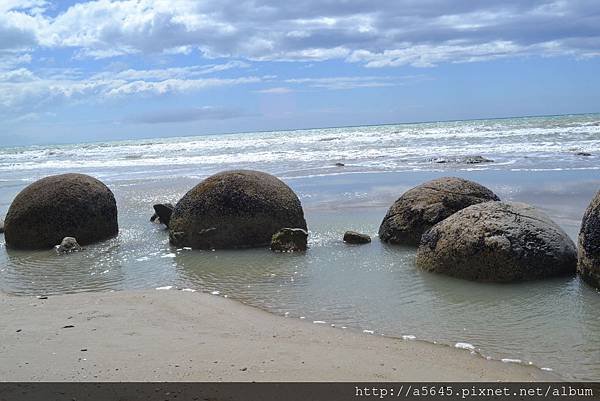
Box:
578;191;600;289
378;177;500;245
416;201;577;282
169;170;307;249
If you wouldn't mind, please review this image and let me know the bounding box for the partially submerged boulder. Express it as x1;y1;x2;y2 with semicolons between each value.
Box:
379;177;500;245
416;202;577;282
169;170;307;249
4;174;118;249
343;231;371;244
271;228;308;252
56;237;82;254
150;203;174;227
578;191;600;288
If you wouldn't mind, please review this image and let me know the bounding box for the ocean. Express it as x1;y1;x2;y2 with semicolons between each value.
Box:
1;113;600;380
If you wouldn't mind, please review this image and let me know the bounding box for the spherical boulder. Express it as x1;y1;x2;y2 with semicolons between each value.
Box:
169;170;307;249
416;201;577;282
578;191;600;288
4;174;118;249
379;177;500;245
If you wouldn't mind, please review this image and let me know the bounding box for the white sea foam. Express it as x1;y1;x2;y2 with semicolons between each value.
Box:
156;286;173;290
455;342;476;351
402;335;416;340
501;358;522;364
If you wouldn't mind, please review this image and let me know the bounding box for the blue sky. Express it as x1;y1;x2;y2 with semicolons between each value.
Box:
1;1;600;145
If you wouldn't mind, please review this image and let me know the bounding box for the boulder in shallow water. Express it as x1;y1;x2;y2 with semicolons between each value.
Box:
4;174;118;249
150;203;174;227
169;170;307;249
271;228;308;252
416;201;577;282
343;231;371;244
56;237;82;254
379;177;500;246
578;191;600;288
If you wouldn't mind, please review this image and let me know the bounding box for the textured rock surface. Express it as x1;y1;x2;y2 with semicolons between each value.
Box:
416;201;577;282
343;231;371;244
578;191;600;288
379;177;500;245
151;203;174;227
4;174;118;249
56;237;82;254
169;170;307;249
271;228;308;252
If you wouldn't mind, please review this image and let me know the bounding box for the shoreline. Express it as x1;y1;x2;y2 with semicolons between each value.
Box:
0;289;556;381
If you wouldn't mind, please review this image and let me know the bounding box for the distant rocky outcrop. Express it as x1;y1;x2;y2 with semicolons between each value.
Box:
4;173;118;249
271;228;308;252
55;237;82;254
343;231;371;244
169;170;307;249
150;203;174;227
379;177;500;245
432;155;494;164
416;201;577;282
576;152;592;157
578;191;600;289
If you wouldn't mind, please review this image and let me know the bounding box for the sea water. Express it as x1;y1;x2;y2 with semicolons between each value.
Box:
1;114;600;380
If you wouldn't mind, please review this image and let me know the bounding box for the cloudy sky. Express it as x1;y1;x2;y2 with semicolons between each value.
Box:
1;0;600;145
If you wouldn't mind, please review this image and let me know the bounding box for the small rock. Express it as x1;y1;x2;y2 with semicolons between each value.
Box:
240;367;247;371
270;228;308;252
334;162;345;167
576;152;592;156
16;329;22;333
63;325;75;329
432;156;494;164
343;231;371;244
36;296;48;300
55;237;82;254
150;203;174;227
81;348;87;352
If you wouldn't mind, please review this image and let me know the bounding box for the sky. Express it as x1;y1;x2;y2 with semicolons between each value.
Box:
1;1;600;145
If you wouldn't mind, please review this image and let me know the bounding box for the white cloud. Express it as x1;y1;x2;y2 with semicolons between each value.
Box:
256;87;294;94
1;0;599;66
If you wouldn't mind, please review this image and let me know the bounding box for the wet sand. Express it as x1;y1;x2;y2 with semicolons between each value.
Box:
0;289;555;381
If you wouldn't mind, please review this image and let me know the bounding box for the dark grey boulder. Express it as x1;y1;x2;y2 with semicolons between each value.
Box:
169;170;307;249
271;228;308;252
334;162;345;167
578;191;600;288
343;231;371;244
416;201;577;282
576;152;592;157
150;203;174;227
4;174;118;250
56;237;82;254
379;177;500;245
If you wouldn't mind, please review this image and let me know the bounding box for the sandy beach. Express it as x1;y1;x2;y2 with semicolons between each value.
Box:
0;289;554;381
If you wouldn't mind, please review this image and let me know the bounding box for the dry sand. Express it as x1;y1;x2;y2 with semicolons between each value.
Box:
0;289;556;381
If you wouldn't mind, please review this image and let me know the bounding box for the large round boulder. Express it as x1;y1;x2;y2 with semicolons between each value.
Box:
416;201;577;282
169;170;307;249
578;191;600;288
4;174;118;249
379;177;500;245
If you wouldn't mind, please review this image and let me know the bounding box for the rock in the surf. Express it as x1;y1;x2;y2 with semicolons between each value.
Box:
169;170;307;249
577;191;600;288
416;201;577;282
576;152;592;157
150;203;174;227
56;237;82;254
4;173;118;249
343;231;371;244
270;228;308;252
379;177;500;245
